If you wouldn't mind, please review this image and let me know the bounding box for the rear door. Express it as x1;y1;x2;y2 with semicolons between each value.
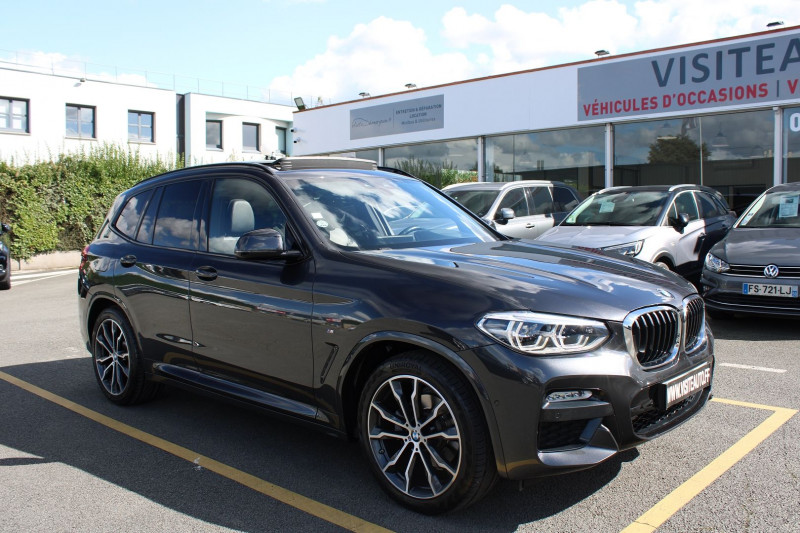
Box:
113;179;204;370
188;172;317;418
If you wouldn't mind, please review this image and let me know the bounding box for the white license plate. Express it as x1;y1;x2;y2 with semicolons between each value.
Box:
657;362;712;410
742;283;798;298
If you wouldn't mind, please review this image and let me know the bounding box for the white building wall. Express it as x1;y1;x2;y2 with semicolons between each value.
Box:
0;68;176;163
184;93;295;165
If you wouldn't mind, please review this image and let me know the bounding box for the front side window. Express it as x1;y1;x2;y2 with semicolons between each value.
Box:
498;188;529;216
207;178;287;255
152;181;203;250
243;123;260;152
206;120;222;149
66;104;95;138
128;111;154;142
670;192;699;222
0;97;29;133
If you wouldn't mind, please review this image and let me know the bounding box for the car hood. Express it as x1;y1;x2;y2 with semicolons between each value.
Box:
359;240;695;323
710;228;800;265
537;225;657;248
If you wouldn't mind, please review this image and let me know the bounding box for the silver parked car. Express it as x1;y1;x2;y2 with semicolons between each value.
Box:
442;181;581;238
701;182;800;317
538;184;736;280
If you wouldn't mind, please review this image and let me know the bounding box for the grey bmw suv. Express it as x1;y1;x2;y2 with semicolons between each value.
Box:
78;158;713;513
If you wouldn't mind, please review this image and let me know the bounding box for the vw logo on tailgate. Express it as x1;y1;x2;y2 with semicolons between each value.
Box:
764;264;780;279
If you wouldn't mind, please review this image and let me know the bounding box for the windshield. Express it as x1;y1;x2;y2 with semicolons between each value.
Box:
737;189;800;228
563;190;669;226
284;173;498;251
443;189;499;218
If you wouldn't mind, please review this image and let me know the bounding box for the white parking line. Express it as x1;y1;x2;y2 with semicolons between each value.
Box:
11;269;77;285
719;362;787;374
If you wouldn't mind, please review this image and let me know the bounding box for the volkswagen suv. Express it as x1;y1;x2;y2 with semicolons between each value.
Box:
78;158;714;514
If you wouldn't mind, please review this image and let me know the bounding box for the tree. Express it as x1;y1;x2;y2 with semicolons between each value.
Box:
647;134;710;164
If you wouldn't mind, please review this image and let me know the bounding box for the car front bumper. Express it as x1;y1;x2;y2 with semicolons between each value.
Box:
468;325;714;481
701;270;800;317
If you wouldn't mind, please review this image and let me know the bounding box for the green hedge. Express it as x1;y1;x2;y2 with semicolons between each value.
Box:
0;145;181;260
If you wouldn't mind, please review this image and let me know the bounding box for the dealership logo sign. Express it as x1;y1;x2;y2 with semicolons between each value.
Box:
577;33;800;121
350;95;444;140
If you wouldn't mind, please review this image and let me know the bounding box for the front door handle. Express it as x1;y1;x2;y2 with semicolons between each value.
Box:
525;223;536;228
195;266;218;281
120;255;136;267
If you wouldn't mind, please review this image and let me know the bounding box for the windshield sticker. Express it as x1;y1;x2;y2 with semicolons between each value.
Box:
778;196;799;218
599;201;615;213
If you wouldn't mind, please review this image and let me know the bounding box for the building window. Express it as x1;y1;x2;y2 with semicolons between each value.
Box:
243;122;260;152
276;126;287;155
128;111;154;142
206;120;222;149
784;106;800;183
66;104;95;139
614;110;774;213
384;139;478;188
0;97;29;133
486;126;605;196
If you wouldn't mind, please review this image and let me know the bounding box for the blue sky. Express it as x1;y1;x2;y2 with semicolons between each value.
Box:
3;1;798;105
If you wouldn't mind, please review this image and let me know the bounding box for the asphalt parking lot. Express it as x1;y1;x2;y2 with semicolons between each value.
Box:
1;271;798;532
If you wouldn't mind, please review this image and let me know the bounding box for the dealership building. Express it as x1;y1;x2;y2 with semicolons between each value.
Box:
293;25;800;212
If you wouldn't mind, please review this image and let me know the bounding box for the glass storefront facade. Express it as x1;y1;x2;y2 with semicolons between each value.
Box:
615;110;774;213
332;105;798;209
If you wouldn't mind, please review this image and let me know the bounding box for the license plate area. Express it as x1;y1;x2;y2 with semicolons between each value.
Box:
656;362;712;410
742;283;798;298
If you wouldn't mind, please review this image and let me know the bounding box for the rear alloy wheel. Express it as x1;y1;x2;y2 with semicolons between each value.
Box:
358;352;496;514
91;308;159;405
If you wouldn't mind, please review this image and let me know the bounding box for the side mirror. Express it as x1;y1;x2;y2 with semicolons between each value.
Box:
669;213;691;231
234;228;302;260
0;222;9;235
495;208;516;225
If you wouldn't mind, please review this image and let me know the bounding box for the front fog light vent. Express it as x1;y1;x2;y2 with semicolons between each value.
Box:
546;390;593;403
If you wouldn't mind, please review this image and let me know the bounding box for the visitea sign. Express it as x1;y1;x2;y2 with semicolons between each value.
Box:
350;95;444;140
578;33;800;121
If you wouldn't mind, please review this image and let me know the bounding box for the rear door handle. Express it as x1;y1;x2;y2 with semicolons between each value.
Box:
195;266;218;281
120;255;136;267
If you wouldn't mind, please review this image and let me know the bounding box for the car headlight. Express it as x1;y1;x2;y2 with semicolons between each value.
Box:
477;312;609;355
704;253;730;273
602;240;643;257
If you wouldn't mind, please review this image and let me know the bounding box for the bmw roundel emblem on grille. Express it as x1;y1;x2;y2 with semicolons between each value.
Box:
764;264;780;279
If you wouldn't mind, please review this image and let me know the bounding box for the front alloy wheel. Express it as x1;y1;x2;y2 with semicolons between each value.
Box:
358;352;496;514
367;374;461;499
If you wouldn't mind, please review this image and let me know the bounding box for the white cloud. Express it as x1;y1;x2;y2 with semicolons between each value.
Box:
271;1;800;104
269;16;475;105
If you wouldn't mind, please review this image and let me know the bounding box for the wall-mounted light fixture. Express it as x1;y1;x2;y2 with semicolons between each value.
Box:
767;21;784;28
293;138;301;144
405;83;416;89
294;97;306;110
595;50;609;57
359;92;370;98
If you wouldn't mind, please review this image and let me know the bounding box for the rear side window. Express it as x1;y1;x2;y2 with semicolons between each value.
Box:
552;186;579;212
152;181;203;250
528;187;554;215
114;189;153;239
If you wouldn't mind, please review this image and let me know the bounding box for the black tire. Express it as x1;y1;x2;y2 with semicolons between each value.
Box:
654;260;672;270
0;275;9;290
91;308;159;405
357;351;497;514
